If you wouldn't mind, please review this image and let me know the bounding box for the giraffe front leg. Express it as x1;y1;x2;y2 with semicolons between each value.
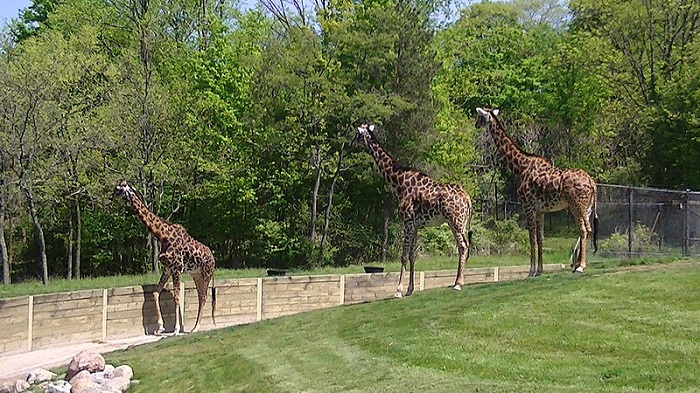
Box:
396;222;415;298
535;213;544;276
525;210;537;277
406;229;418;296
171;273;182;335
152;269;171;336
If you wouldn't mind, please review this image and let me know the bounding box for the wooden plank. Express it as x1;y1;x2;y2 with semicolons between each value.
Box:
0;296;30;308
32;289;103;305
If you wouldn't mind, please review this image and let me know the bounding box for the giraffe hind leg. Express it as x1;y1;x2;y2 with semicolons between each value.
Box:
190;271;210;333
450;222;469;291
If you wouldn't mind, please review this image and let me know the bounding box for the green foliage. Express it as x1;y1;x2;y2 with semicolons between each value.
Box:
2;0;700;282
600;224;660;256
471;214;529;255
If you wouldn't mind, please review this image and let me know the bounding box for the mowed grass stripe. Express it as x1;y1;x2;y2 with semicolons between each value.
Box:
105;265;700;392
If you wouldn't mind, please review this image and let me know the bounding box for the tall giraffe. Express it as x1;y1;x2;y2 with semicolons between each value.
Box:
114;180;216;335
355;124;473;297
475;107;598;275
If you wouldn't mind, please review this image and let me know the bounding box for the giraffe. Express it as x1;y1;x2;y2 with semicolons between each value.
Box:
355;123;473;297
114;180;216;335
474;107;598;275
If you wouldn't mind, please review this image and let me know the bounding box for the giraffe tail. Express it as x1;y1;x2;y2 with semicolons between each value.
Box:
466;230;473;258
592;187;599;253
211;275;217;328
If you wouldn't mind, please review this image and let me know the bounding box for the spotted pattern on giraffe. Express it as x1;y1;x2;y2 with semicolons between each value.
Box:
114;180;216;335
475;107;598;276
355;124;474;296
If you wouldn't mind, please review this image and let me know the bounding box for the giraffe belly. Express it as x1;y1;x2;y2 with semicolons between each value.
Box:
424;215;447;227
543;200;568;213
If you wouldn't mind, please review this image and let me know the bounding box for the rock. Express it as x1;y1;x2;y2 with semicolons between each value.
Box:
69;378;101;393
26;368;57;384
112;365;133;381
68;370;91;385
102;365;115;379
0;381;14;393
14;380;30;392
65;351;105;381
103;377;130;393
45;380;71;393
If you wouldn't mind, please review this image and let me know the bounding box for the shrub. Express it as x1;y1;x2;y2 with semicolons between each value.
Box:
600;223;659;256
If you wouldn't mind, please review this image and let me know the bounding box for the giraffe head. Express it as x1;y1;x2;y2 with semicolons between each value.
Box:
354;123;376;147
113;179;134;200
475;107;500;128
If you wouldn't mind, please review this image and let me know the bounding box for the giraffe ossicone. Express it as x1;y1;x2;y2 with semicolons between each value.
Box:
114;179;217;335
355;123;474;297
474;107;598;275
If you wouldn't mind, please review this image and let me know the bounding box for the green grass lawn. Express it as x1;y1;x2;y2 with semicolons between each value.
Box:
100;263;700;392
0;235;690;299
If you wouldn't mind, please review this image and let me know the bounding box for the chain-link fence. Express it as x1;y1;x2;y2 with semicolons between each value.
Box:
475;184;700;259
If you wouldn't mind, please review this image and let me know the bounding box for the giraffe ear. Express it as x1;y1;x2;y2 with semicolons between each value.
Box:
369;124;375;132
476;107;486;115
493;109;500;116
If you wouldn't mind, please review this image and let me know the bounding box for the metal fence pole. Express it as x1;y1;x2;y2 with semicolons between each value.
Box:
628;187;634;258
683;189;690;256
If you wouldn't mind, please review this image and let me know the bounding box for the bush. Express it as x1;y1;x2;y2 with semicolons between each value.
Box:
415;214;529;257
600;223;659;256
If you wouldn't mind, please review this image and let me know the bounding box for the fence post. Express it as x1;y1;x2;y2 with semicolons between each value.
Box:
256;278;263;321
684;189;690;256
339;275;345;305
627;187;634;258
102;289;108;341
493;267;499;282
27;295;33;351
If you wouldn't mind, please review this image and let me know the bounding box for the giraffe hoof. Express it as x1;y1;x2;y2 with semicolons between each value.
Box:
452;284;462;291
154;327;165;336
574;266;584;273
394;292;403;298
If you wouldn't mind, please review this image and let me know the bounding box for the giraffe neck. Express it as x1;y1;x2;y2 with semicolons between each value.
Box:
487;116;532;176
365;138;406;193
126;191;170;242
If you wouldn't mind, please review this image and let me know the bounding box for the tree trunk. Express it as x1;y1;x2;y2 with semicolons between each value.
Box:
22;184;48;285
0;181;10;284
151;235;160;273
309;141;321;242
75;194;82;279
381;196;392;262
67;203;74;279
318;142;346;265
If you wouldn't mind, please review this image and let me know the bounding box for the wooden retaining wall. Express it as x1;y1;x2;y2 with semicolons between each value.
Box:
0;264;563;356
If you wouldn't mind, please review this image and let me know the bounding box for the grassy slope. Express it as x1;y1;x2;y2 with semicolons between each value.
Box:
104;264;700;392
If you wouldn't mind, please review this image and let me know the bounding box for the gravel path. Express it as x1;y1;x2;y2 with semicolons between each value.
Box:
0;335;163;384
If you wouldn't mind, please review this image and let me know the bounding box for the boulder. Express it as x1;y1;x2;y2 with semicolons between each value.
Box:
14;380;30;393
112;365;133;381
65;351;105;381
68;370;91;386
45;380;71;393
26;368;56;384
69;378;102;393
103;377;130;393
102;365;115;379
0;381;14;393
